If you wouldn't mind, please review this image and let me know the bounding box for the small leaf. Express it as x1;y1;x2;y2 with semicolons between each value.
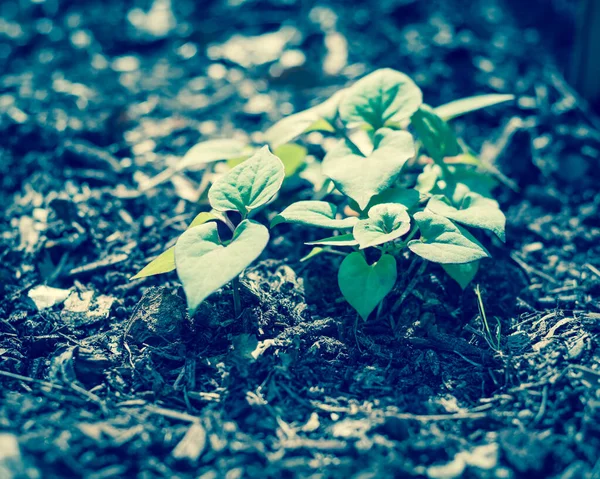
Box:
322;128;415;210
434;94;514;121
305;233;358;246
300;247;324;263
415;164;442;194
130;212;217;280
189;211;218;228
411;105;461;161
265;90;345;148
130;247;175;280
175;220;269;314
366;187;420;211
273;143;307;177
338;252;397;320
178;139;249;171
338;68;423;130
442;261;480;289
408;211;490;264
271;201;357;229
426;191;506;241
208;146;285;215
353;203;411;249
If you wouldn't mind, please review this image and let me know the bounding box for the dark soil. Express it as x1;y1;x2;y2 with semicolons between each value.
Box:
2;0;600;478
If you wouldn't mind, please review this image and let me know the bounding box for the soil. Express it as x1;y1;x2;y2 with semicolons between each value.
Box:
2;0;600;478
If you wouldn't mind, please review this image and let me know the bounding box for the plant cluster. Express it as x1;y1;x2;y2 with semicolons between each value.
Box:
133;68;513;320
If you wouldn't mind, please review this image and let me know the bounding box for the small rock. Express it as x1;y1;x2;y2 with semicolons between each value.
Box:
61;291;114;327
126;286;186;344
171;422;207;463
28;285;71;310
0;434;26;479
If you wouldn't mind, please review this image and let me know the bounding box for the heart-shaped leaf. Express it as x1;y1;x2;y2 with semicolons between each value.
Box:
305;233;358;246
411;105;461;162
338;252;397;320
271;201;357;229
338;69;422;130
408;211;489;264
264;90;345;148
178;139;249;171
442;261;480;289
426;191;506;241
353;203;411;249
434;94;514;121
322;128;415;210
175;220;269;314
208;146;285;216
130;212;218;280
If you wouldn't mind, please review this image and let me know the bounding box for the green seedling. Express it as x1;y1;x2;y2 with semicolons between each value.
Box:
269;68;512;320
132;146;285;316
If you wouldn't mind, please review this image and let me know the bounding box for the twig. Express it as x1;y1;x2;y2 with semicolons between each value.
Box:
392;259;427;312
510;252;558;284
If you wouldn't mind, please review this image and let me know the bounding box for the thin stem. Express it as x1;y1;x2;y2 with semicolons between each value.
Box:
232;276;242;317
221;212;237;233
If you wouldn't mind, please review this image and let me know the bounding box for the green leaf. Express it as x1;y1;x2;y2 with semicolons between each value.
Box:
178;139;249;171
434;94;514;121
208;146;285;215
415;164;442;194
338;252;397;321
130;212;218;280
366;187;420;211
130;247;175;280
338;68;423;130
411;105;461;161
300;247;324;263
442;261;480;289
426;191;506;241
322;128;415;210
273;143;307;177
271;201;357;229
175;220;269;314
305;233;358;246
264;90;345;149
189;211;217;228
353;203;411;249
408;211;490;264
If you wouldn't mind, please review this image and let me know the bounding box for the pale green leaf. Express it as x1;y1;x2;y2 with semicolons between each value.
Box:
265;90;345;148
434;94;514;121
208;145;285;215
338;68;423;129
322;128;415;210
175;220;269;314
442;261;480;289
271;201;357;229
300;247;325;263
305;233;358;246
178;139;249;171
353;203;411;249
426;191;506;241
130;247;175;280
130;212;217;280
408;211;490;264
338;252;397;320
189;211;217;228
273;143;307;177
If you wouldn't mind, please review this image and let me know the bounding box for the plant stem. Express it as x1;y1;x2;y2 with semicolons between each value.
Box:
232;276;242;317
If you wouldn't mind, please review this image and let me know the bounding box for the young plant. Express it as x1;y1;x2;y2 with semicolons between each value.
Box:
269;68;512;320
132;146;285;316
